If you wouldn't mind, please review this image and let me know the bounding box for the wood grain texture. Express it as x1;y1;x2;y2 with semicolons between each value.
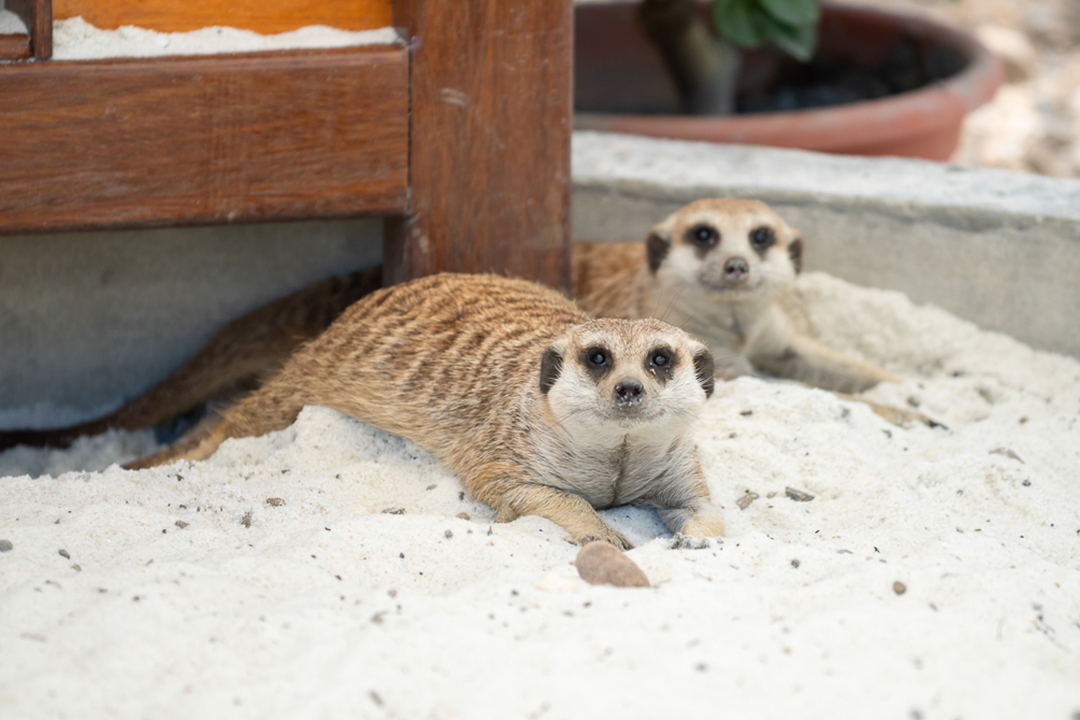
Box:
53;0;391;34
0;34;31;60
0;46;409;235
384;0;573;292
6;0;51;58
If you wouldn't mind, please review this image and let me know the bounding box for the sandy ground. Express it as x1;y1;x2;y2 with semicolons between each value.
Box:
48;18;399;60
2;272;1078;719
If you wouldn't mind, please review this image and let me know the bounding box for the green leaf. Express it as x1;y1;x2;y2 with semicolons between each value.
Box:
767;18;818;61
758;0;820;27
711;0;768;47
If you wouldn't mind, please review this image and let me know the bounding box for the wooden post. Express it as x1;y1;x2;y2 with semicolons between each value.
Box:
385;0;573;292
6;0;52;59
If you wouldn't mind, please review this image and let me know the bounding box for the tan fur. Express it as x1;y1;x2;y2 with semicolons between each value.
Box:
573;198;899;394
127;274;724;549
0;267;382;452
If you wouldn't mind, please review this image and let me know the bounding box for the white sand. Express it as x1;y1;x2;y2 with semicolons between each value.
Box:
0;8;27;35
2;272;1079;718
51;17;400;61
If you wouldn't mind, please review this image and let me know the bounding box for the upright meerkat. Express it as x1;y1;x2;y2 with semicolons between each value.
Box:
0;267;382;452
573;198;898;394
128;274;725;550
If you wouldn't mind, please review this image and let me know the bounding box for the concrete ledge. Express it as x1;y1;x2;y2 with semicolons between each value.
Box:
572;131;1080;359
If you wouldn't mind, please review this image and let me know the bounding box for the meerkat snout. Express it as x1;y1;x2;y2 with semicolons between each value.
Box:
614;379;644;407
723;256;749;284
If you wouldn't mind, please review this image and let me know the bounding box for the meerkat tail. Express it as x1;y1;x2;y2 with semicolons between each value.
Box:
125;361;321;469
752;335;899;394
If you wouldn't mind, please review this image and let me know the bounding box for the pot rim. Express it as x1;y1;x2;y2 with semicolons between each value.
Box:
575;1;1004;152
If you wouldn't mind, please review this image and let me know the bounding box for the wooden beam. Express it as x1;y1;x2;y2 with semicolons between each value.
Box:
384;0;573;292
6;0;51;58
0;46;410;235
52;0;392;34
0;34;31;61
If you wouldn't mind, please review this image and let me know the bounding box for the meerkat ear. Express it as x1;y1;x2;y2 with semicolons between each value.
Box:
787;235;804;274
646;226;672;274
692;346;715;398
539;347;563;395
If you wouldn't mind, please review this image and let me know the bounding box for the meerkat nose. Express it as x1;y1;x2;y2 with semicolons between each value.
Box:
723;257;750;284
614;379;645;407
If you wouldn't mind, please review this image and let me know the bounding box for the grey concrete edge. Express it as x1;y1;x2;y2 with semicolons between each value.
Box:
572;131;1080;237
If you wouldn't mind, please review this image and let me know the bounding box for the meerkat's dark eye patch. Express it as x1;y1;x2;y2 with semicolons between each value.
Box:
693;348;715;398
686;224;720;250
788;235;803;274
749;226;776;257
645;346;678;383
580;346;614;382
539;348;563;395
646;232;670;274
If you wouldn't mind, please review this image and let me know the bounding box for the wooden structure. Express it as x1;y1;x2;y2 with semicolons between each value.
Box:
0;0;572;290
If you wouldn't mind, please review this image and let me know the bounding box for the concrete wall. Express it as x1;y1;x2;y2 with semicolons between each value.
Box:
0;220;382;427
3;131;1079;426
572;132;1080;359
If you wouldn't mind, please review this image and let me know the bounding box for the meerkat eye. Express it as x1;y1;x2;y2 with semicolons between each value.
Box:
588;350;609;367
750;226;776;248
686;224;719;247
651;350;670;367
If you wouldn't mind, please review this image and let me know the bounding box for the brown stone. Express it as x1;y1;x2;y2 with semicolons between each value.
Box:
575;541;650;588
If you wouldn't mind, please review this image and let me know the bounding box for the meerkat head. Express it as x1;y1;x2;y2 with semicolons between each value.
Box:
538;318;714;433
645;198;803;302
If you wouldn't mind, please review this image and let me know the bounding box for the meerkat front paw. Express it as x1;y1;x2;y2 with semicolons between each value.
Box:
579;527;635;551
678;507;726;539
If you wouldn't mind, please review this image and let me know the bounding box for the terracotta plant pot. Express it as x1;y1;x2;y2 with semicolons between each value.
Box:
574;1;1003;160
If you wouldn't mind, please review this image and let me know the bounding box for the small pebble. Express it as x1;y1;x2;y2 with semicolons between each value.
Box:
990;447;1024;463
456;512;471;521
791;559;801;568
669;534;712;550
175;521;189;529
0;540;12;552
266;497;286;507
736;491;759;510
575;541;650;588
241;511;253;528
382;507;406;515
444;530;453;539
894;581;907;595
785;487;815;502
58;549;70;559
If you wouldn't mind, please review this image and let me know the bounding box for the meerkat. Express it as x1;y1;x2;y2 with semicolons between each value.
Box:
0;267;382;452
573;198;899;394
127;273;725;550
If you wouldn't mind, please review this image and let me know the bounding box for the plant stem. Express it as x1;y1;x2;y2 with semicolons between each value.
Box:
639;0;741;115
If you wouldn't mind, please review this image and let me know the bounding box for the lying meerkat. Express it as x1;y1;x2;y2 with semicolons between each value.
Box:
0;267;382;452
573;198;899;394
128;273;725;550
